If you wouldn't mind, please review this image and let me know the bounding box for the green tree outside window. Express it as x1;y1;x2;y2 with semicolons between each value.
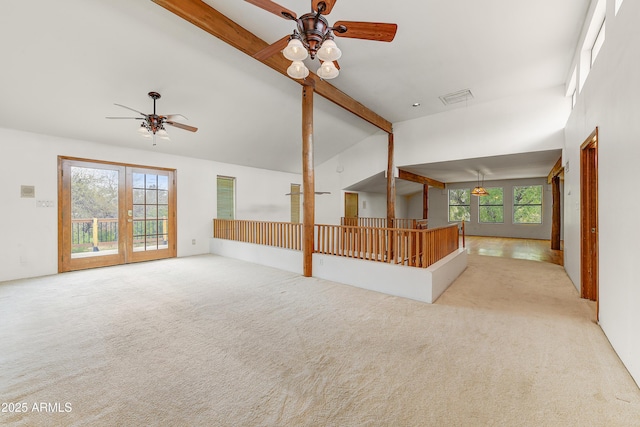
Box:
479;187;504;223
513;185;542;224
449;189;470;222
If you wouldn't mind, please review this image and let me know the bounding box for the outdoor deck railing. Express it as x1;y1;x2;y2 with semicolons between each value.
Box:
71;218;118;251
316;224;459;268
213;219;303;250
71;217;168;253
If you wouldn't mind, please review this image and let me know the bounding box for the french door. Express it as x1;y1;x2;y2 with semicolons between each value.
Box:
58;157;176;272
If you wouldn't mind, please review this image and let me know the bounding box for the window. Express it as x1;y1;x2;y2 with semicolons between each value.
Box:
566;66;577;107
578;0;606;92
479;187;504;223
591;20;606;67
290;183;300;223
513;185;542;224
217;176;235;220
448;189;470;222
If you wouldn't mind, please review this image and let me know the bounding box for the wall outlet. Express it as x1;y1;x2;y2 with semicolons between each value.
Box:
192;239;196;245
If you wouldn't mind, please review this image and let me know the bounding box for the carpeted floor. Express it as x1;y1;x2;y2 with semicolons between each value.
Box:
1;254;639;426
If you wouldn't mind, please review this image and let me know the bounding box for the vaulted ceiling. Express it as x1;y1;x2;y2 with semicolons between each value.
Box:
0;0;589;179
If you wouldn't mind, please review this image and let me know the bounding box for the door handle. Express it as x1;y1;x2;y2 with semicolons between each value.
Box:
128;210;133;217
128;219;132;223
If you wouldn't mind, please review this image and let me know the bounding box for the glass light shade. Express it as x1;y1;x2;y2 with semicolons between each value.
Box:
317;40;341;62
287;60;310;79
283;38;308;61
471;186;489;196
317;61;339;79
138;124;149;135
157;128;170;140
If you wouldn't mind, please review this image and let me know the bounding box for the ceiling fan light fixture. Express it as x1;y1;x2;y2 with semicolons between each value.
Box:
317;39;341;62
283;38;308;61
317;60;339;79
287;60;310;79
157;127;170;140
138;123;149;135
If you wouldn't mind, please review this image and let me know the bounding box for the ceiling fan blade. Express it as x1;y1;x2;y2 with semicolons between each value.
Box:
253;35;290;60
244;0;297;20
165;121;198;132
114;103;148;117
332;21;398;42
312;0;336;15
163;114;188;121
105;117;144;119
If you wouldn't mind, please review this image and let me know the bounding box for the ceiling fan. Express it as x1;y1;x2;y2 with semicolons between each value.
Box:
246;0;398;79
106;91;198;145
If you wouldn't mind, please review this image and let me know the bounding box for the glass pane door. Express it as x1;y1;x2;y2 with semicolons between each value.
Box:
59;159;126;272
70;166;120;258
127;167;176;263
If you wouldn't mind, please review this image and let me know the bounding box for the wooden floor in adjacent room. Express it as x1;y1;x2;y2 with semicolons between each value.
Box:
463;236;564;266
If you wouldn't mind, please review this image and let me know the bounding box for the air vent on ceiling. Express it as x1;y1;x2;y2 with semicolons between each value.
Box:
439;89;473;105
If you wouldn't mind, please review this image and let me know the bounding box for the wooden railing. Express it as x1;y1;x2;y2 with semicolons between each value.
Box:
212;219;461;269
315;223;460;268
213;219;303;250
341;217;427;229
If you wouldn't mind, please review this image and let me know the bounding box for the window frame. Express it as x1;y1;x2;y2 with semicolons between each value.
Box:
590;19;606;67
216;175;236;220
513;185;543;224
478;187;504;224
448;188;471;223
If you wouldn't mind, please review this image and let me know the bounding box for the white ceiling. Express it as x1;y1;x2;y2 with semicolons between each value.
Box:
0;0;589;177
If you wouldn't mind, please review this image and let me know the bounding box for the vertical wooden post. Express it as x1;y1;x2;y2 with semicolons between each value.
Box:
162;217;168;244
551;176;561;250
422;184;429;220
386;133;396;228
302;84;315;277
92;218;99;250
386;133;395;261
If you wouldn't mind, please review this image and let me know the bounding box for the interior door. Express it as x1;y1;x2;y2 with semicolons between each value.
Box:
59;157;176;272
344;192;359;224
580;129;598;312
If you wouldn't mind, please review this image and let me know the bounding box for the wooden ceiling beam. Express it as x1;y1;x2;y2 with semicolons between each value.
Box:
398;169;446;189
151;0;393;134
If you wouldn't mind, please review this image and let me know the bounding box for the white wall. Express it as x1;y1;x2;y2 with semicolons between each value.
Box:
423;177;556;240
563;0;640;385
394;86;568;167
0;127;300;282
315;132;389;224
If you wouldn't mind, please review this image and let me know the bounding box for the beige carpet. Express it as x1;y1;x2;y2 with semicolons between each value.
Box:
1;254;639;426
